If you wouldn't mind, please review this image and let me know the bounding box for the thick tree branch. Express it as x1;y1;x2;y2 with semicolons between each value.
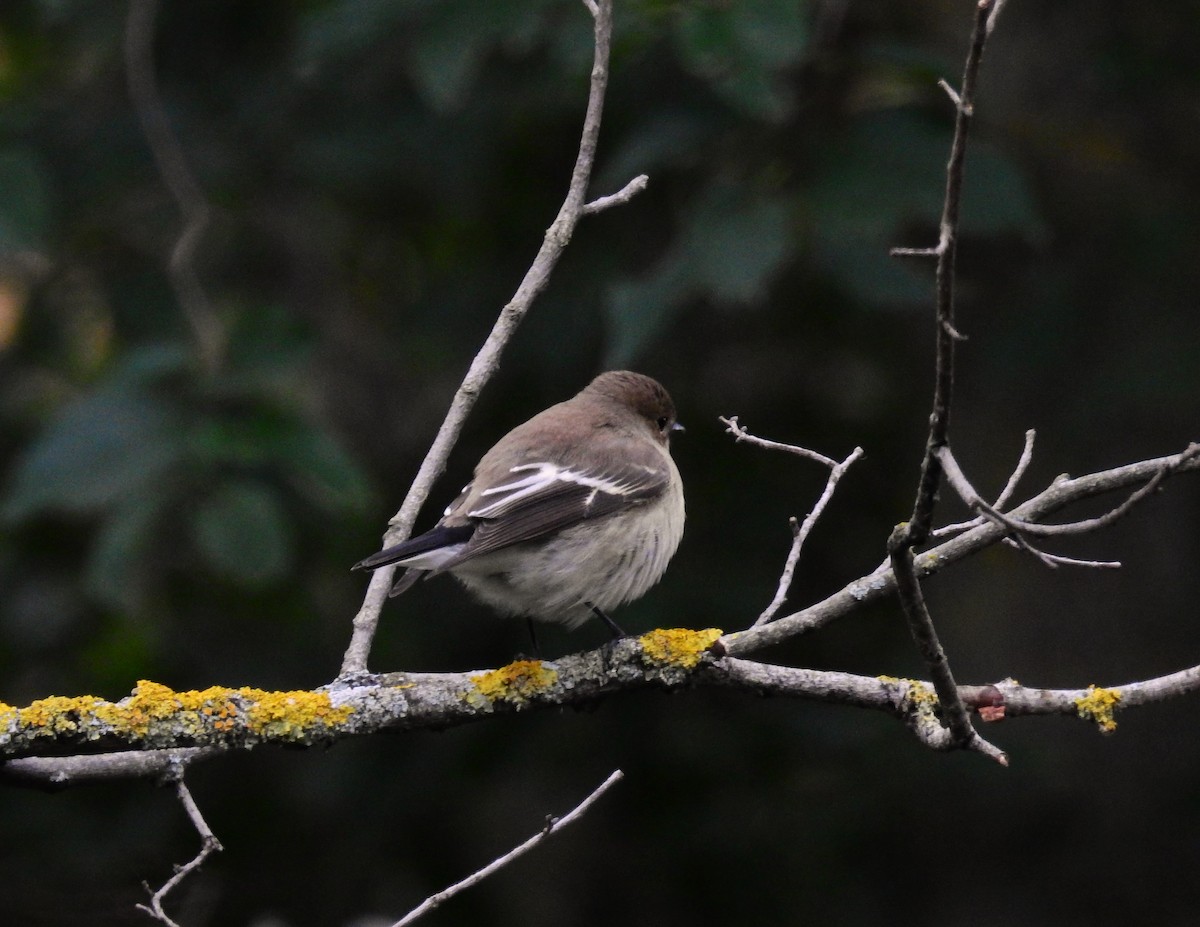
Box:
340;0;643;676
0;746;220;790
6;558;1200;780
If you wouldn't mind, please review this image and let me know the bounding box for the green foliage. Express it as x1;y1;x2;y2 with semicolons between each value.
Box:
0;146;53;250
673;0;809;120
2;334;370;615
606;182;791;365
190;477;293;586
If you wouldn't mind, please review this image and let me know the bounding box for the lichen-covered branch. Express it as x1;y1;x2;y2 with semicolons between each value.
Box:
7;624;1200;782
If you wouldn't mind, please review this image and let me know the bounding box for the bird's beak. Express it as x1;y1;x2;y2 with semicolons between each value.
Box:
672;422;686;434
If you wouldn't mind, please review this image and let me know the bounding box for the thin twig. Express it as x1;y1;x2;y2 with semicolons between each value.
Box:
340;0;638;675
753;446;866;626
390;770;624;926
1000;537;1120;569
124;0;223;372
719;415;840;468
887;0;995;753
582;173;649;215
986;0;1010;35
896;0;993;546
136;772;223;927
933;429;1036;538
937;442;1200;540
721;444;1200;656
993;429;1038;510
937;77;964;110
890;246;941;258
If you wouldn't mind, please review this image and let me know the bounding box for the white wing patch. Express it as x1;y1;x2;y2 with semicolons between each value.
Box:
445;483;472;517
468;462;646;519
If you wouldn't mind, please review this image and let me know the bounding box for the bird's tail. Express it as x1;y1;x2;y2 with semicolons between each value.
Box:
352;524;474;598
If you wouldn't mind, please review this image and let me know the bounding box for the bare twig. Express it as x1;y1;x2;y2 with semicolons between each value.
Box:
993;429;1037;510
936;442;1200;541
888;521;1001;757
937;77;964;110
137;771;223;927
886;0;996;754
390;770;624;926
582;173;649;215
1001;538;1120;569
934;428;1037;538
718;417;865;626
890;246;940;258
124;0;223;372
0;747;222;790
986;0;1010;35
752;446;865;626
341;0;640;675
894;0;992;547
719;415;839;468
722;444;1200;656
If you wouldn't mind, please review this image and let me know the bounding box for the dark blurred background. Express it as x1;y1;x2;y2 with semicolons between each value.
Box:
2;1;1199;924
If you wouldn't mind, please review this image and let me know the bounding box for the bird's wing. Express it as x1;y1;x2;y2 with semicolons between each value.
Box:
442;450;671;567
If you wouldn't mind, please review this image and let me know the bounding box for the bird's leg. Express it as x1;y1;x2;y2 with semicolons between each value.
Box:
585;601;626;639
525;617;542;660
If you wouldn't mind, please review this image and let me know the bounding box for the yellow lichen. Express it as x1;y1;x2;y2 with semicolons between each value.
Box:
878;676;940;716
638;628;723;669
471;660;559;706
239;687;354;736
3;681;354;744
1075;685;1121;734
18;694;103;733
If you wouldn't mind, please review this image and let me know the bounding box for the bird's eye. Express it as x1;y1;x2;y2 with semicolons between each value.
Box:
657;416;671;432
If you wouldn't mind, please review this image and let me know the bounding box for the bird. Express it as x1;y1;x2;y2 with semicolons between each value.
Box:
353;371;685;637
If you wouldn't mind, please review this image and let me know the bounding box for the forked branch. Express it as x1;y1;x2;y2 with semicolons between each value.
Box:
340;0;643;675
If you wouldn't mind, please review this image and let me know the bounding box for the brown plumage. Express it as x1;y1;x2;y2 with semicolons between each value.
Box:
353;371;685;632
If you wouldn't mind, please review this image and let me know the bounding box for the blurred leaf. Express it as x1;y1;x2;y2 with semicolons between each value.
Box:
79;617;157;693
961;142;1047;239
1;383;187;522
84;491;171;614
605;183;792;365
186;409;371;514
276;426;373;514
110;342;193;385
596;110;719;188
294;0;417;69
808;110;1043;303
673;0;809;120
190;478;293;587
0;146;52;251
